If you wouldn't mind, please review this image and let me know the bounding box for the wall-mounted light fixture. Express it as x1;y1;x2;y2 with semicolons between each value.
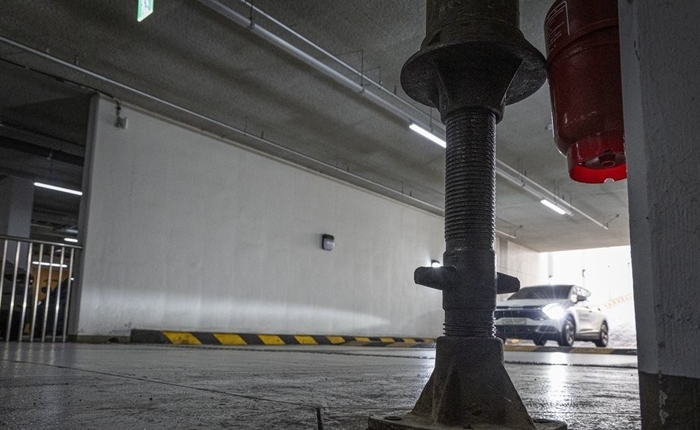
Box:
321;234;335;251
431;259;442;268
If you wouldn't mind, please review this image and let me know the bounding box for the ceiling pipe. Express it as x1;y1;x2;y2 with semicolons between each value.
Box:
0;136;84;166
0;123;86;152
233;0;438;128
496;160;609;230
198;0;427;131
0;9;606;230
199;0;608;230
495;229;517;240
0;36;443;216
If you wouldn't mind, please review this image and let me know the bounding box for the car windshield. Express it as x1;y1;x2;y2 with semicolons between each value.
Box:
508;285;572;300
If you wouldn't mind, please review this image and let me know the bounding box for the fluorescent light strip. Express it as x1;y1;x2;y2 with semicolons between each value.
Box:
540;199;568;215
64;238;79;243
32;261;68;268
409;124;446;148
34;182;83;196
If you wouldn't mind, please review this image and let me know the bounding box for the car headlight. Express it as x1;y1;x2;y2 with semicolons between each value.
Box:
543;304;566;320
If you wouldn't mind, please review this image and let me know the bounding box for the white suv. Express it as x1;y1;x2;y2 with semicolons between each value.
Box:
494;284;608;347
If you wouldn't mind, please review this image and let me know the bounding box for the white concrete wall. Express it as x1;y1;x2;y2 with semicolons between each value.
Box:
77;98;545;338
78;98;446;337
548;246;633;303
620;0;700;380
496;236;547;289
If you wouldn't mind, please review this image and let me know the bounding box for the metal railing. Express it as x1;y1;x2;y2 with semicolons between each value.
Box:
0;234;81;342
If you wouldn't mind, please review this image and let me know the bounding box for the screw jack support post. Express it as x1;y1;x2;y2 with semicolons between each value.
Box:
369;1;565;429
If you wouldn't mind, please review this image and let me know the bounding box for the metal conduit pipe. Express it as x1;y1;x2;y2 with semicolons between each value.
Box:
496;160;610;229
0;10;604;230
234;0;437;126
0;136;84;166
0;36;443;216
198;0;425;130
199;0;607;230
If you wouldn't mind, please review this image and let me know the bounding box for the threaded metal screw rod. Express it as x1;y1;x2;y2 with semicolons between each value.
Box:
442;108;498;338
444;108;497;252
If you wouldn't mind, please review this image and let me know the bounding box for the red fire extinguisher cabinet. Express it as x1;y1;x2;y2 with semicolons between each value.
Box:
545;0;626;183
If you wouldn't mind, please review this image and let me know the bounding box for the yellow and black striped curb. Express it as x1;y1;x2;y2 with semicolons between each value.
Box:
130;329;436;347
603;293;634;308
130;329;636;355
504;344;637;355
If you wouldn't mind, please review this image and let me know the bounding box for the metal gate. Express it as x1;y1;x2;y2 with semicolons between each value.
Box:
1;234;81;342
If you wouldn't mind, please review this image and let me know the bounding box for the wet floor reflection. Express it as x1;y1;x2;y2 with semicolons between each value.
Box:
543;364;574;417
1;344;642;429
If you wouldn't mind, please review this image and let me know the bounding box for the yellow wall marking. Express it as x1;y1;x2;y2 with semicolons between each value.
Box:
380;337;395;343
163;331;201;345
294;335;318;345
258;334;285;345
213;333;247;345
354;337;371;342
402;338;417;344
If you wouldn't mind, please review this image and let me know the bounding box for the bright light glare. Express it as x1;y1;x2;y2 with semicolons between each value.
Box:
32;261;68;268
540;199;567;215
543;303;566;320
64;238;79;243
34;182;83;196
409;124;446;148
431;260;442;268
547;365;568;384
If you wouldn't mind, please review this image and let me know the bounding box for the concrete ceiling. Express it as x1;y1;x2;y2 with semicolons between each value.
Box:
0;0;629;251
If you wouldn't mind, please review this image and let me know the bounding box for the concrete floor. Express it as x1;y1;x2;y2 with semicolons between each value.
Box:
0;344;641;429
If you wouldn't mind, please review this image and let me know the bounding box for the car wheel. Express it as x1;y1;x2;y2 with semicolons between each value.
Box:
534;338;547;346
558;318;575;347
594;321;609;347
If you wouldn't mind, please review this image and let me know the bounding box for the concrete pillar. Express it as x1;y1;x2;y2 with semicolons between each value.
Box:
619;1;700;428
0;177;34;268
0;176;34;236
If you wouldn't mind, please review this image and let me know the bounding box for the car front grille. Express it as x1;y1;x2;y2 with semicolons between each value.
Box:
494;308;547;320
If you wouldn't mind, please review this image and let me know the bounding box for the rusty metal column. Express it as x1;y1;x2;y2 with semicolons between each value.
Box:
368;1;566;429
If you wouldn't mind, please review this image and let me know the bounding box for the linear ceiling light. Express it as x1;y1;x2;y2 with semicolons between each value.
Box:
32;261;68;268
64;238;79;243
34;182;83;196
409;124;446;148
540;199;568;215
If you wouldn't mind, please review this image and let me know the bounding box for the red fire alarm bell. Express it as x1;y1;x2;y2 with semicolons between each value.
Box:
545;0;626;183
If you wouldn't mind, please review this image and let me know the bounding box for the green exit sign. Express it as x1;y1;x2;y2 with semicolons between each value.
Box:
137;0;154;22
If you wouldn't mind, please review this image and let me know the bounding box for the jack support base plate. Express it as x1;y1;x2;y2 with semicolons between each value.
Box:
368;413;567;430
